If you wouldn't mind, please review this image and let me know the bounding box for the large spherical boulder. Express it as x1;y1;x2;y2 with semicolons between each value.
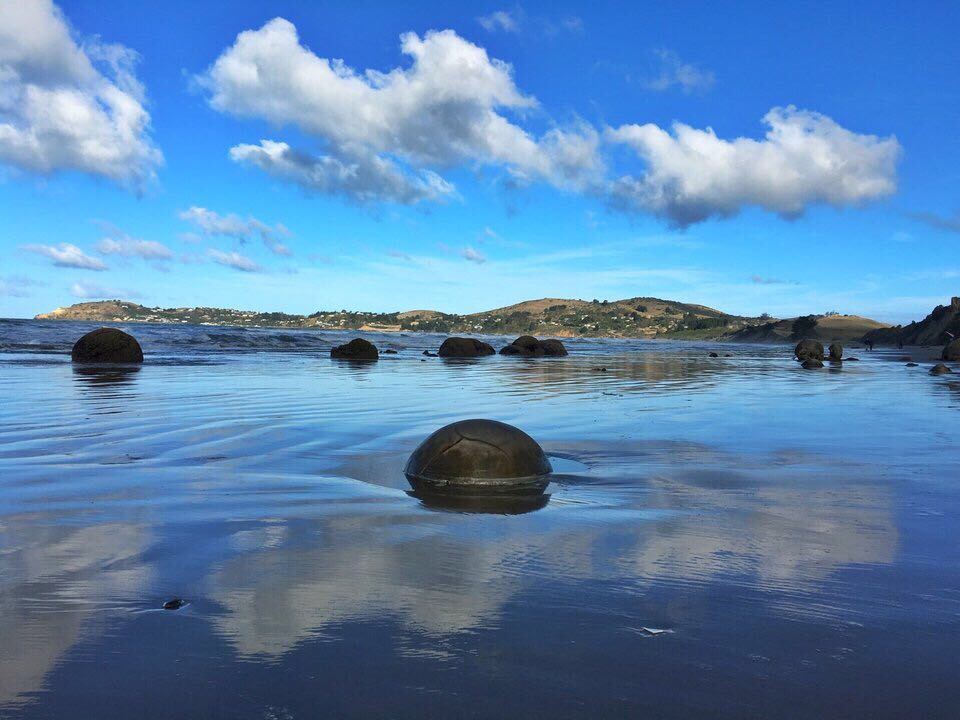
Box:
71;328;143;363
500;336;567;357
829;343;843;361
794;339;824;362
943;340;960;361
404;419;552;495
539;339;568;357
930;363;953;376
438;337;495;358
330;338;378;360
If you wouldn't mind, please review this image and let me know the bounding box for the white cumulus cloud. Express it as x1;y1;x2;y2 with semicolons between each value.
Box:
179;205;293;256
198;19;601;203
606;106;901;226
207;248;261;273
22;242;107;270
96;233;172;260
0;0;161;189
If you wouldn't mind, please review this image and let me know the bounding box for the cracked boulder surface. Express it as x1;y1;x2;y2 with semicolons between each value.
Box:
438;337;495;358
794;339;824;362
404;419;552;495
499;336;568;357
71;328;143;363
330;338;378;360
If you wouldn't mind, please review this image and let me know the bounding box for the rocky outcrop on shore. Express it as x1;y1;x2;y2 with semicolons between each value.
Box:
864;297;960;347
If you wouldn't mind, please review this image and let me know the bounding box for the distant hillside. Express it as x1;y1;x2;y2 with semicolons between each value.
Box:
35;297;770;339
863;297;960;346
728;313;890;344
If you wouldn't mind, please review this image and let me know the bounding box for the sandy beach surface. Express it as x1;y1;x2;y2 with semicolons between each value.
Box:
1;319;959;719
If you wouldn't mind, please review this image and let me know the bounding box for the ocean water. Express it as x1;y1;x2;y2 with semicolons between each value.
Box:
1;319;959;719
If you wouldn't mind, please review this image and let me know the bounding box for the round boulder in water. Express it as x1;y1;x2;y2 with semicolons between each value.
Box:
331;338;378;360
930;363;953;375
829;343;843;361
500;336;568;357
438;337;495;358
794;339;824;362
71;328;143;363
404;419;552;495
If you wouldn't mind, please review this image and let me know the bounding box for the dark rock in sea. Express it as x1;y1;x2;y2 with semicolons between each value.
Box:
383;349;398;354
162;598;186;610
930;363;953;375
795;339;824;362
845;357;860;361
943;340;960;361
438;337;495;358
592;367;607;372
906;362;919;367
404;419;552;495
829;343;843;361
709;352;719;358
423;350;437;357
71;328;143;363
330;338;378;360
500;336;568;357
801;359;824;369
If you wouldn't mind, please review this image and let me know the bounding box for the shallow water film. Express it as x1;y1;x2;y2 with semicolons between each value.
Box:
1;320;959;719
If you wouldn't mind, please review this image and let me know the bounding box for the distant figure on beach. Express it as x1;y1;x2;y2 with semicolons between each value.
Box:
898;339;904;350
866;339;874;351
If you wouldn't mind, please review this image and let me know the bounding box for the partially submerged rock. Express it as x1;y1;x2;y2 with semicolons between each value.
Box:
330;338;378;360
930;363;953;375
438;337;495;358
829;343;843;361
801;359;824;369
943;340;960;361
162;598;186;610
906;362;919;367
794;339;824;362
404;419;552;495
71;328;143;363
500;336;568;357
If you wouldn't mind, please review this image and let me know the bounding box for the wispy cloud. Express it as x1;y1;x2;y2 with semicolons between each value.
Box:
21;243;107;271
207;249;262;273
0;275;43;297
477;9;520;33
461;247;487;264
644;48;715;94
70;281;141;299
179;206;293;256
909;210;960;233
95;223;173;261
750;275;798;286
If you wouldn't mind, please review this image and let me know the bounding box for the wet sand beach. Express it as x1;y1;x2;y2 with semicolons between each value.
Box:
1;319;959;719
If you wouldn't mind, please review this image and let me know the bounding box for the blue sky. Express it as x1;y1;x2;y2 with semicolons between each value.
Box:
1;0;958;322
